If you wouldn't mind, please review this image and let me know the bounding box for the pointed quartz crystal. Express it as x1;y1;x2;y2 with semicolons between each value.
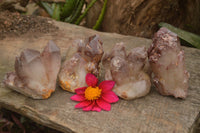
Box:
102;43;151;100
3;41;61;99
58;35;104;92
148;27;189;98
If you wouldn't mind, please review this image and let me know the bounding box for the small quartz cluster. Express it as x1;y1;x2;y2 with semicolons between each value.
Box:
3;41;61;99
102;43;151;100
58;35;104;92
148;27;190;98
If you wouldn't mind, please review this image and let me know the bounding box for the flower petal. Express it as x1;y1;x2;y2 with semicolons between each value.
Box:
96;98;111;111
102;91;119;103
92;104;102;112
70;94;85;101
75;101;91;108
86;73;98;87
82;101;95;111
99;81;115;92
75;87;87;95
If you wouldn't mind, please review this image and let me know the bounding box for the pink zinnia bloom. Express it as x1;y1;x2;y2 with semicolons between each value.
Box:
70;73;119;112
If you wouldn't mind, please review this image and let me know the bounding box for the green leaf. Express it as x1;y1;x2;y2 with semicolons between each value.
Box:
75;0;97;25
60;0;77;19
65;0;84;23
159;22;200;49
52;4;61;21
52;3;56;10
40;2;53;17
93;0;107;30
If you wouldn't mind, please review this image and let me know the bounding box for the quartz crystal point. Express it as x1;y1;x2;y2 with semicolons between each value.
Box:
58;35;104;92
148;27;190;98
102;43;151;100
3;41;61;99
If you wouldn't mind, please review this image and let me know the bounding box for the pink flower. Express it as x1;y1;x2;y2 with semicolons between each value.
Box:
70;73;119;112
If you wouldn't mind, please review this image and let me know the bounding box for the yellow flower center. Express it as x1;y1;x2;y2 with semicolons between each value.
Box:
84;86;102;100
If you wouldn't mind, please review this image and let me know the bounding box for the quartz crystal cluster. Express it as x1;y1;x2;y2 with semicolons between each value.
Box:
3;41;61;99
148;27;190;98
3;31;190;100
102;43;151;100
58;35;104;92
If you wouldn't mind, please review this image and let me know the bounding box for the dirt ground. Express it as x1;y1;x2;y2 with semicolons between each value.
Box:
0;108;62;133
0;11;59;40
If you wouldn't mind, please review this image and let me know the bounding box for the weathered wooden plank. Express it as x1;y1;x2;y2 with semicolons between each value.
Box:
0;19;200;133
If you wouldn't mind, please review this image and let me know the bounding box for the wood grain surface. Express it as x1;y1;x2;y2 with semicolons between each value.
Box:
0;20;200;133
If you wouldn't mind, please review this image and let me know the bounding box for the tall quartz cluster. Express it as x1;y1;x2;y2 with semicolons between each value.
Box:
58;35;104;92
3;41;61;99
102;43;151;100
148;27;190;98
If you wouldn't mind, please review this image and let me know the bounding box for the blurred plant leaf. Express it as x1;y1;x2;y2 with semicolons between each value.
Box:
60;0;77;20
52;4;61;21
0;113;13;132
65;0;84;23
75;0;97;25
159;22;200;49
40;2;53;17
93;0;107;30
52;3;56;9
20;116;26;124
11;114;25;133
34;0;98;26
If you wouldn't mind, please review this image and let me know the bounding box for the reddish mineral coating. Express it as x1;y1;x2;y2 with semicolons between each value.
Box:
58;35;104;92
148;27;190;98
102;43;151;100
3;41;61;99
